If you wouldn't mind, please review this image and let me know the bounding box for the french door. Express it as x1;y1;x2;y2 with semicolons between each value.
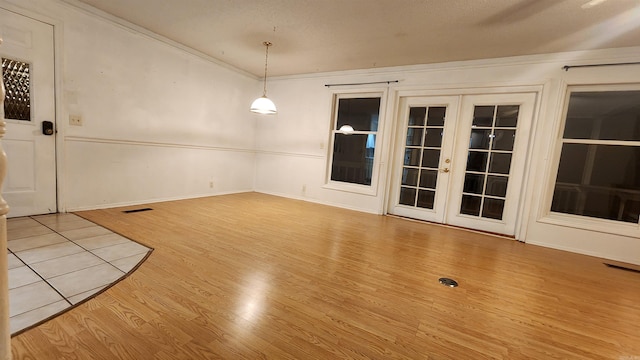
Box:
389;93;536;236
1;8;57;217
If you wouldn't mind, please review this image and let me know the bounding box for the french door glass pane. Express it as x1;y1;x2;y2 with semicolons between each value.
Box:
406;128;424;146
404;149;421;166
409;107;426;126
421;149;440;168
492;130;516;151
398;106;447;210
417;190;435;209
460;105;520;220
399;187;417;206
470;130;492;149
461;195;482;216
419;170;438;189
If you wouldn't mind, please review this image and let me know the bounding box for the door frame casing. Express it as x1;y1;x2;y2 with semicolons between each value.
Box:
0;1;65;214
384;85;543;241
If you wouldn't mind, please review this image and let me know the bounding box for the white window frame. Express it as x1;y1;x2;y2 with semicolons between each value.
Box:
324;90;387;196
539;84;640;238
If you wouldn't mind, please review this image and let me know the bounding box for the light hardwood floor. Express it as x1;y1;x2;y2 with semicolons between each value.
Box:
11;192;640;359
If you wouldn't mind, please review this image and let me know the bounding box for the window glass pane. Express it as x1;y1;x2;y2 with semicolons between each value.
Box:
482;198;505;220
463;173;485;194
419;169;438;189
402;168;419;186
406;128;423;146
495;105;519;127
427;107;446;126
336;98;380;131
331;133;374;185
421;149;440;168
551;144;640;223
399;187;416;206
563;91;640;141
473;106;494;127
404;148;421;166
488;153;512;174
424;129;443;147
461;195;482;216
408;107;426;126
417;190;435;209
486;176;508;197
492;130;516;151
466;151;488;172
2;58;31;121
470;130;491;149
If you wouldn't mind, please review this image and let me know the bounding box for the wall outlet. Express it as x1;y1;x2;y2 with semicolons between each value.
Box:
69;115;83;126
209;181;214;189
302;184;306;195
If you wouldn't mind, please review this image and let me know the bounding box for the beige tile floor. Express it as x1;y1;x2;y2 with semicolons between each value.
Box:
7;213;152;334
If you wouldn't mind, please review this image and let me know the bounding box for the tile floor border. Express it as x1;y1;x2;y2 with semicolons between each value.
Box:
7;213;154;336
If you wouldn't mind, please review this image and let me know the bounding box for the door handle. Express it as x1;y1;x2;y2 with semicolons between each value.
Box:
42;121;54;136
441;168;450;173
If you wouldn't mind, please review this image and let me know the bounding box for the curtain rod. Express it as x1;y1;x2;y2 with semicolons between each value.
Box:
325;80;399;87
562;62;640;71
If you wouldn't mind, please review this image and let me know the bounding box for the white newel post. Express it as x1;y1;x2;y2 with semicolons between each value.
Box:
0;36;11;360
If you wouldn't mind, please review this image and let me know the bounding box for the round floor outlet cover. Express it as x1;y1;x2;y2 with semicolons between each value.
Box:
439;277;458;287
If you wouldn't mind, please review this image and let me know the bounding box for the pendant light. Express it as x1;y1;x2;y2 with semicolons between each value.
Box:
250;41;277;115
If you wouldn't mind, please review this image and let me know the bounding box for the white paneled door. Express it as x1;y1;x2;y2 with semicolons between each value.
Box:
1;8;56;217
389;93;536;236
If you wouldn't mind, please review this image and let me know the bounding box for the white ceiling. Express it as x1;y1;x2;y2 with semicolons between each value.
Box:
70;0;640;77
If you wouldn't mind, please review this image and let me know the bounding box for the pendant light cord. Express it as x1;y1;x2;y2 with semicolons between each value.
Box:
262;41;272;96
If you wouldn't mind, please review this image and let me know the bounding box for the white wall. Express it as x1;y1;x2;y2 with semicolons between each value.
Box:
256;47;640;264
2;0;260;211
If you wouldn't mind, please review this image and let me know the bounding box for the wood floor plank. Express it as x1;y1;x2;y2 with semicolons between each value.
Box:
10;192;640;359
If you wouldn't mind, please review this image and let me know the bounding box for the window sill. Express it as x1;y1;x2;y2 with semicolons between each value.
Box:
538;212;640;238
322;181;377;196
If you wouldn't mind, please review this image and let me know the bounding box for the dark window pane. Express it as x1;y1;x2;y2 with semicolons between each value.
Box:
424;128;443;147
402;168;419;186
427;107;446;126
555;144;588;184
551;145;640;223
470;130;491;149
488;153;512;174
331;134;374;185
399;187;416;206
463;173;485;194
406;128;424;146
417;190;435;209
404;148;421;166
495;105;519;127
461;195;482;216
2;58;31;121
337;98;380;131
492;130;516;151
466;151;488;172
482;198;505;220
408;107;426;126
563;91;640;141
473;106;495;127
419;169;438;189
421;149;440;168
486;176;508;197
